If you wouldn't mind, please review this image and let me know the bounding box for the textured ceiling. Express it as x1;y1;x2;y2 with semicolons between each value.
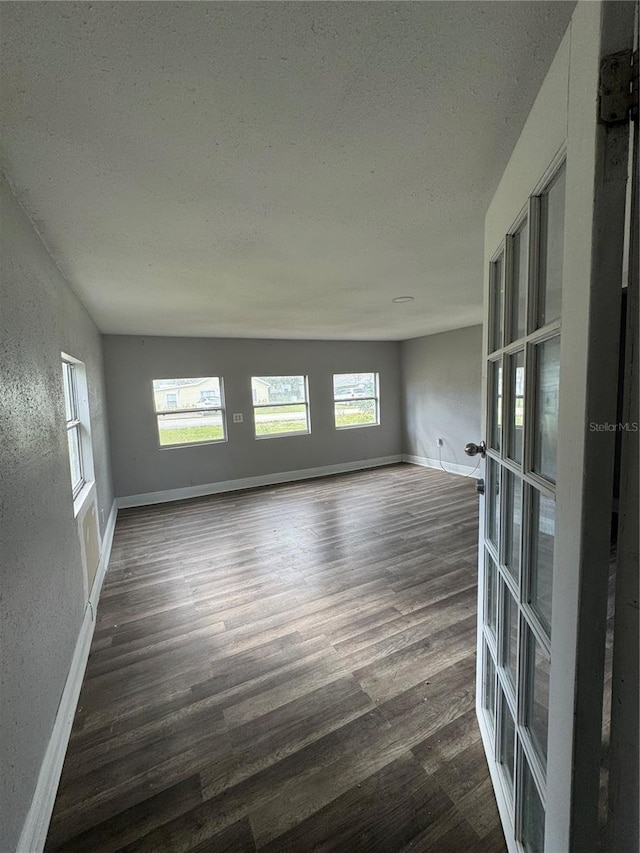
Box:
0;1;575;340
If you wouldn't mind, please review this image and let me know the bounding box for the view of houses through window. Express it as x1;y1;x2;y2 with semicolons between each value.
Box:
151;373;380;447
333;373;380;428
152;377;226;446
251;375;310;438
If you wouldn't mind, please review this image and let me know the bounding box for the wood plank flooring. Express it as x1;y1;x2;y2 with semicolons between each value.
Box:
46;463;507;852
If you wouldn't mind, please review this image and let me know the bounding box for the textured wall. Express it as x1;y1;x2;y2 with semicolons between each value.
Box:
401;325;482;469
103;335;402;498
0;176;113;851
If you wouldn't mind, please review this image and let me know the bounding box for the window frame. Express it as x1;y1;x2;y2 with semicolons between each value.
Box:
62;358;85;499
152;377;227;449
333;372;380;430
251;375;311;440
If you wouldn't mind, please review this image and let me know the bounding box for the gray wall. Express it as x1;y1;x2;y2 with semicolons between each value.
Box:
401;325;482;469
0;176;113;851
104;335;402;498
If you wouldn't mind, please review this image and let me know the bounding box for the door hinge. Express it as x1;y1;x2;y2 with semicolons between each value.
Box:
599;49;638;124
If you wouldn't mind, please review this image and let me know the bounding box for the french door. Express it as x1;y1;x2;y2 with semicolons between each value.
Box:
475;3;637;852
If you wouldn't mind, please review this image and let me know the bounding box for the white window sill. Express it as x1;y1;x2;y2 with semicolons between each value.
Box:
73;480;96;518
254;430;310;440
335;422;380;431
158;438;228;450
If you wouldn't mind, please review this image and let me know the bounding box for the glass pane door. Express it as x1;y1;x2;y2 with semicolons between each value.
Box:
477;7;634;851
480;164;565;852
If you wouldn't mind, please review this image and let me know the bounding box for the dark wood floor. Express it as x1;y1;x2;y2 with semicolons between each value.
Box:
46;463;507;852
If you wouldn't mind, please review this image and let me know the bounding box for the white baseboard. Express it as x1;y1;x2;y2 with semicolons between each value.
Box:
402;453;481;479
17;500;118;853
116;455;403;508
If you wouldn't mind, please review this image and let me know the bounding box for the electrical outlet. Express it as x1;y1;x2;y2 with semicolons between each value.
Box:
232;413;244;423
437;438;443;447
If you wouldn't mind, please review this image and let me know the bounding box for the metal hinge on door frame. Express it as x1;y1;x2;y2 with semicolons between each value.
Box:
599;49;639;124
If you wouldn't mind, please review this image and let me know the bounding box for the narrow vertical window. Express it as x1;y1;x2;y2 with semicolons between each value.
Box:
62;359;84;498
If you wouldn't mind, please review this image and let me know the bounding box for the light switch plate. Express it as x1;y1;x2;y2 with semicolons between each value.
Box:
232;413;243;423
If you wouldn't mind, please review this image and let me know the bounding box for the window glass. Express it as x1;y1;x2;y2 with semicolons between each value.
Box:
486;457;501;550
485;552;498;639
537;163;566;328
62;361;74;422
524;627;551;767
529;489;555;636
333;373;377;399
533;337;560;483
483;645;496;722
499;689;516;795
503;584;518;690
333;373;379;429
507;351;524;464
522;757;545;853
489;360;503;453
510;220;528;341
504;471;522;584
156;412;225;446
152;377;226;446
66;423;83;494
153;378;222;412
490;254;504;352
62;359;85;497
252;376;309;438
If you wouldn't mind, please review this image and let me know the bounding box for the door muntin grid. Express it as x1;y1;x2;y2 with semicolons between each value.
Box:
481;160;565;851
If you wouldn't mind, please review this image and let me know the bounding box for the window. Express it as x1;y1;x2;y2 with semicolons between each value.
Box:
61;354;94;511
333;372;379;429
251;375;309;438
62;359;84;498
152;377;226;447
